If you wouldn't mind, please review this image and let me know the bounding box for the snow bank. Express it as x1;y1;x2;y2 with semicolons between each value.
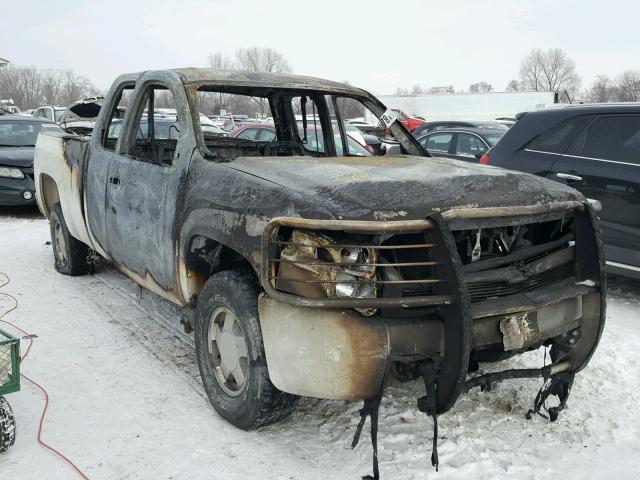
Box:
0;212;639;479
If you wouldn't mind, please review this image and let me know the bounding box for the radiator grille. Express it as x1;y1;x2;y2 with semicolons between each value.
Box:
467;261;573;303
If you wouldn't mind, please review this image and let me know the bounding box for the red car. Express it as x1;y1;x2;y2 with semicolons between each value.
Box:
391;109;425;132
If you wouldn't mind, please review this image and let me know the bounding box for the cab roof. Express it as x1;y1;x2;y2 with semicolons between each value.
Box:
120;68;369;97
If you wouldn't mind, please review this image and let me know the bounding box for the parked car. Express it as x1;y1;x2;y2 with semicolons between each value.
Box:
347;119;374;128
108;115;227;141
59;97;106;135
412;120;508;138
387;127;506;160
482;104;640;279
0;115;63;205
494;117;516;128
34;68;605;475
33;105;66;123
391;108;425;132
229;122;371;156
0;105;20;115
227;122;278;141
360;131;385;155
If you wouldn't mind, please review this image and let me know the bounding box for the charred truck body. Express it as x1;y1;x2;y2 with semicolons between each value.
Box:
34;69;605;474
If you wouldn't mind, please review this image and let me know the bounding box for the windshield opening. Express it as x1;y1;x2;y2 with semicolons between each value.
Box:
193;84;427;161
54;109;66;123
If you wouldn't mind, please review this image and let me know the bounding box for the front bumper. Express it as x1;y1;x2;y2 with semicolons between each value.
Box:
259;283;595;400
258;201;606;411
0;174;36;206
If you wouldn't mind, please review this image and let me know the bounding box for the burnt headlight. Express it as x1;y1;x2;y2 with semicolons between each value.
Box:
335;248;376;298
277;230;378;306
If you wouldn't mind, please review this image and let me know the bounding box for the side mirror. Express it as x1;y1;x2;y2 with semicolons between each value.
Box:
474;152;485;160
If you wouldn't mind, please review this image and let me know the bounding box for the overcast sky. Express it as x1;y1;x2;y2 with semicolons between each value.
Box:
2;0;638;95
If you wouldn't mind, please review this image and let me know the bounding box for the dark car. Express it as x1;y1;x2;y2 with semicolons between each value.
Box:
412;120;508;138
387;127;506;161
227;122;277;142
360;132;385;155
0;116;63;206
483;104;640;278
108;115;227;145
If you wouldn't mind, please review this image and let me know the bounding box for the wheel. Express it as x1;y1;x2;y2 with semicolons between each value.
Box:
49;203;90;276
0;396;16;453
194;270;298;430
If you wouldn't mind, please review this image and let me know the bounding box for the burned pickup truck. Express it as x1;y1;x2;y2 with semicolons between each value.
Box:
34;68;605;474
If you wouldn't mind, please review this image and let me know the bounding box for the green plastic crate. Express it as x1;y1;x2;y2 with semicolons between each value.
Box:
0;329;20;396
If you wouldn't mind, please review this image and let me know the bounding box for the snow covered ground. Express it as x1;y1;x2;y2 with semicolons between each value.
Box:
0;207;639;480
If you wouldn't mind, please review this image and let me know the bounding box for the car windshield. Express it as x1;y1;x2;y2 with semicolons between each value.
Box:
483;132;506;146
195;86;426;160
54;109;66;122
475;123;508;130
0;121;63;147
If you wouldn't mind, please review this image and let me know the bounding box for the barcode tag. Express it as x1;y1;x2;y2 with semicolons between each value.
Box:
379;109;398;128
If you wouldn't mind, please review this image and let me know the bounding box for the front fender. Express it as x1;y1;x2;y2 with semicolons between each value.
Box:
177;207;266;300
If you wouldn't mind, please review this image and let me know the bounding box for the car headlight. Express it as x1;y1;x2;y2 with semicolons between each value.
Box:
0;167;24;179
335;248;376;298
277;230;378;310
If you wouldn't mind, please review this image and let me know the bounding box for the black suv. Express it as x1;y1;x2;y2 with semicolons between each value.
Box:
484;104;640;278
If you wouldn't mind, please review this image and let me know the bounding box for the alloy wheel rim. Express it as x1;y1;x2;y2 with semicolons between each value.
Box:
207;306;249;397
53;222;67;266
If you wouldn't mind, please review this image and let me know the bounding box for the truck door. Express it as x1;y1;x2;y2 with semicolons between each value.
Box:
105;82;190;292
553;115;640;268
85;83;135;255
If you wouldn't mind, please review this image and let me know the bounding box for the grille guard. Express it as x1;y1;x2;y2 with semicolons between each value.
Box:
258;200;604;413
260;216;455;309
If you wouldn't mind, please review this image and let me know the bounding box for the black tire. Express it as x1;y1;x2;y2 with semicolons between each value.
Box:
49;203;90;276
0;396;16;453
194;270;298;430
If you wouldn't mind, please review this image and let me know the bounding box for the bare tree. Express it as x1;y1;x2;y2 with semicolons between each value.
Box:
518;48;580;96
394;87;409;96
614;70;640;102
469;81;493;93
235;47;291;74
205;47;293;115
59;70;99;106
586;75;614;103
207;53;235;70
205;53;237;114
40;69;63;105
0;64;99;109
506;79;520;91
0;66;43;108
411;85;425;95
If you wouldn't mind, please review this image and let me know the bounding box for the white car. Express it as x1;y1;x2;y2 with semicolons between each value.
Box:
33;105;66;123
347;118;374;128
